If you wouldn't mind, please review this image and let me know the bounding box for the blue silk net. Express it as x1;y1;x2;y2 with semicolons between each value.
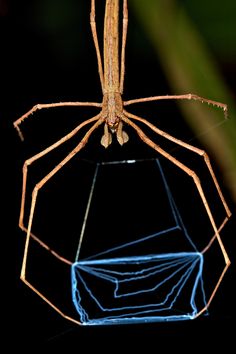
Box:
69;158;220;325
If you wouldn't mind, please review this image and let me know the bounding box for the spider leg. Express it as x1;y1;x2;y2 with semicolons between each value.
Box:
20;225;73;265
119;0;128;94
19;113;102;253
13;101;102;141
124;93;228;119
124;109;231;218
20;117;104;325
90;0;104;92
22;276;83;325
122;113;230;262
122;113;230;317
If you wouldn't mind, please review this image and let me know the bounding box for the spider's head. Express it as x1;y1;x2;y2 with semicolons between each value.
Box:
101;93;129;148
107;112;119;131
101;120;129;148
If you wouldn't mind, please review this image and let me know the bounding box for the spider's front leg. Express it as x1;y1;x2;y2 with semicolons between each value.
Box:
124;94;228;119
18;113;102;235
101;120;129;148
121;112;230;317
122;113;230;262
123;109;231;218
13;101;102;141
20;117;104;324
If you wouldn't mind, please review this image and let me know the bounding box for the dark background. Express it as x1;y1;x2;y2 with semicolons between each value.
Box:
1;0;235;349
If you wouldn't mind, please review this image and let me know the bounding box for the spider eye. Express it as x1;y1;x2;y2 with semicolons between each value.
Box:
108;121;119;132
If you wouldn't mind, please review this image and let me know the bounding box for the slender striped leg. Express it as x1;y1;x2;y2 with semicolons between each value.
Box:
123;109;231;218
20;117;104;323
90;0;105;92
124;93;228;119
120;0;128;94
122;113;230;317
13;101;102;141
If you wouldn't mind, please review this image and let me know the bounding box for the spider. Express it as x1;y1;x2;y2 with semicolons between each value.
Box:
14;0;231;324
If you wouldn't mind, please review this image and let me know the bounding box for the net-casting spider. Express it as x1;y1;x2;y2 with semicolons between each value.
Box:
14;0;231;324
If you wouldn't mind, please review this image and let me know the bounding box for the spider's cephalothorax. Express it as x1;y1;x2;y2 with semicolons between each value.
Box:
101;92;129;147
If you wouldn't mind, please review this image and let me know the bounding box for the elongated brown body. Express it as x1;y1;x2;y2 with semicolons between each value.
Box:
101;0;128;146
104;0;120;93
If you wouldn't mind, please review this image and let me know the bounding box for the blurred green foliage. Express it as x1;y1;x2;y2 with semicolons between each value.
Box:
180;0;236;60
130;0;236;203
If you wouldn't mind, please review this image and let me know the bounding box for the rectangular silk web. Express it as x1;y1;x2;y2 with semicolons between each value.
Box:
71;158;208;325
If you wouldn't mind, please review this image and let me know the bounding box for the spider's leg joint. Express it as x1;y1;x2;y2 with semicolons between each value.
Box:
14;121;25;141
23;159;31;169
33;184;40;196
191;172;201;184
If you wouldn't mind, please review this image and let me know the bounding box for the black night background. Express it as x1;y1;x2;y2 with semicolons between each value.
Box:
2;0;236;350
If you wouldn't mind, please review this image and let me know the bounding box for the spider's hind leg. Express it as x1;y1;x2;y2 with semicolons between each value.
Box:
18;114;102;232
123;109;231;218
20;117;104;319
122;113;230;261
122;112;230;317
